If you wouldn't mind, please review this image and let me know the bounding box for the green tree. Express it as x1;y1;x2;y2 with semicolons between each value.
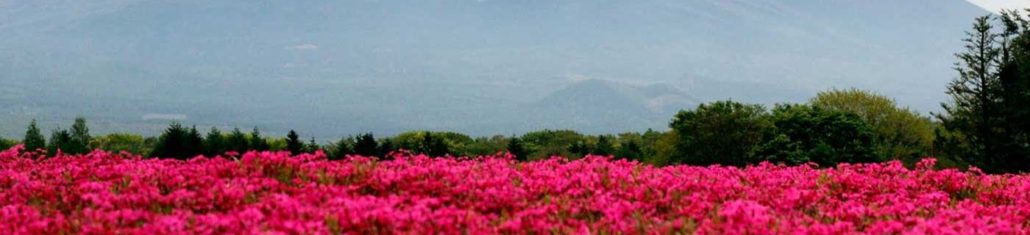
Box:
23;119;46;152
506;136;528;161
567;140;589;157
285;130;303;155
936;15;1010;172
521;129;585;159
305;137;320;153
47;129;73;155
151;123;204;159
0;138;15;150
460;135;508;156
249;128;269;151
615;139;643;160
329;137;353;160
761;104;877;166
592;135;615;156
66;117;92;154
670;101;771;166
204;127;225;156
995;11;1030;171
354;133;378;157
227;128;249;153
811;88;935;163
421;133;449;157
92;133;147;154
378;138;396;157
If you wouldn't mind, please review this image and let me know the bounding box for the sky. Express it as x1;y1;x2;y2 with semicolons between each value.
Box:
968;0;1030;12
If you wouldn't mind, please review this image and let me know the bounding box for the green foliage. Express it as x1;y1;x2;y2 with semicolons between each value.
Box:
249;128;270;151
150;123;204;159
937;12;1030;173
506;137;528;161
761;104;877;166
92;133;148;154
811;88;934;163
47;129;73;155
670;101;770;166
459;135;508;156
0;137;15;150
266;138;287;151
353;133;378;157
640;130;677;165
592;135;615;156
23;119;46;152
521;129;585;159
204;128;225;156
615;138;643;160
329;137;353;160
67;117;91;154
377;138;395;157
305;137;321;153
567;140;589;157
285;130;303;155
391;131;458;157
227;128;249;153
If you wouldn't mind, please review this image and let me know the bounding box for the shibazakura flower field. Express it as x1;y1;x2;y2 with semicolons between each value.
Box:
1;145;1029;234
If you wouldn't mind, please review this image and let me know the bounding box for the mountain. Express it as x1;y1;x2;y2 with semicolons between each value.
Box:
0;0;989;138
518;79;698;133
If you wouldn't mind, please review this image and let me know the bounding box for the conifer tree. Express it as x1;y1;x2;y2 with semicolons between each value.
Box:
204;127;225;156
936;16;1007;172
68;117;91;154
23;119;46;152
507;137;528;161
329;137;353;160
285;130;303;155
227;128;248;153
305;137;320;153
249;127;269;151
354;133;378;157
592;135;614;156
47;129;72;156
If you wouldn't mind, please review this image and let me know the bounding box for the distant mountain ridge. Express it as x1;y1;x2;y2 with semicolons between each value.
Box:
0;0;989;138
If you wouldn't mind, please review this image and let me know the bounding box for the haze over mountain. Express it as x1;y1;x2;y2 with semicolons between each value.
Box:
0;0;990;138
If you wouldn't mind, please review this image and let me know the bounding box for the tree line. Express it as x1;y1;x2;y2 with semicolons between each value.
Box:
0;88;957;170
2;12;1029;173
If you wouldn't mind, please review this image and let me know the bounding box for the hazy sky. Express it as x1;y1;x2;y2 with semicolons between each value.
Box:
968;0;1030;12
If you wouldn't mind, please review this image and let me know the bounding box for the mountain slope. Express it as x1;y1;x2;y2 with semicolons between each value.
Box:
0;0;989;137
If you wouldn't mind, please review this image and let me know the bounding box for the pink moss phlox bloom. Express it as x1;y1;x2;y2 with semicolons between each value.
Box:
1;147;1029;234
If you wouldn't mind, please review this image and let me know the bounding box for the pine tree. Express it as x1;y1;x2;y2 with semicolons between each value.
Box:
995;11;1030;171
47;129;72;156
507;137;528;161
423;133;449;157
568;140;589;157
305;137;320;153
186;126;204;157
249;127;269;151
378;138;396;158
150;123;203;159
285;130;303;155
68;117;91;154
615;140;643;160
23;119;46;152
227;128;248;153
204;127;225;156
592;135;615;156
329;137;353;160
353;133;378;157
936;16;1007;172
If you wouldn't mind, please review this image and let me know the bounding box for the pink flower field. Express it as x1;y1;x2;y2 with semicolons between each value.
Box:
2;145;1030;234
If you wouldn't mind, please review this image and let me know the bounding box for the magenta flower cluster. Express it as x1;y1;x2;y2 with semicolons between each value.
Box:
2;145;1029;234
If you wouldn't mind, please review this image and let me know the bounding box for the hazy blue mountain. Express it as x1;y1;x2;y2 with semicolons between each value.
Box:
0;0;988;138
